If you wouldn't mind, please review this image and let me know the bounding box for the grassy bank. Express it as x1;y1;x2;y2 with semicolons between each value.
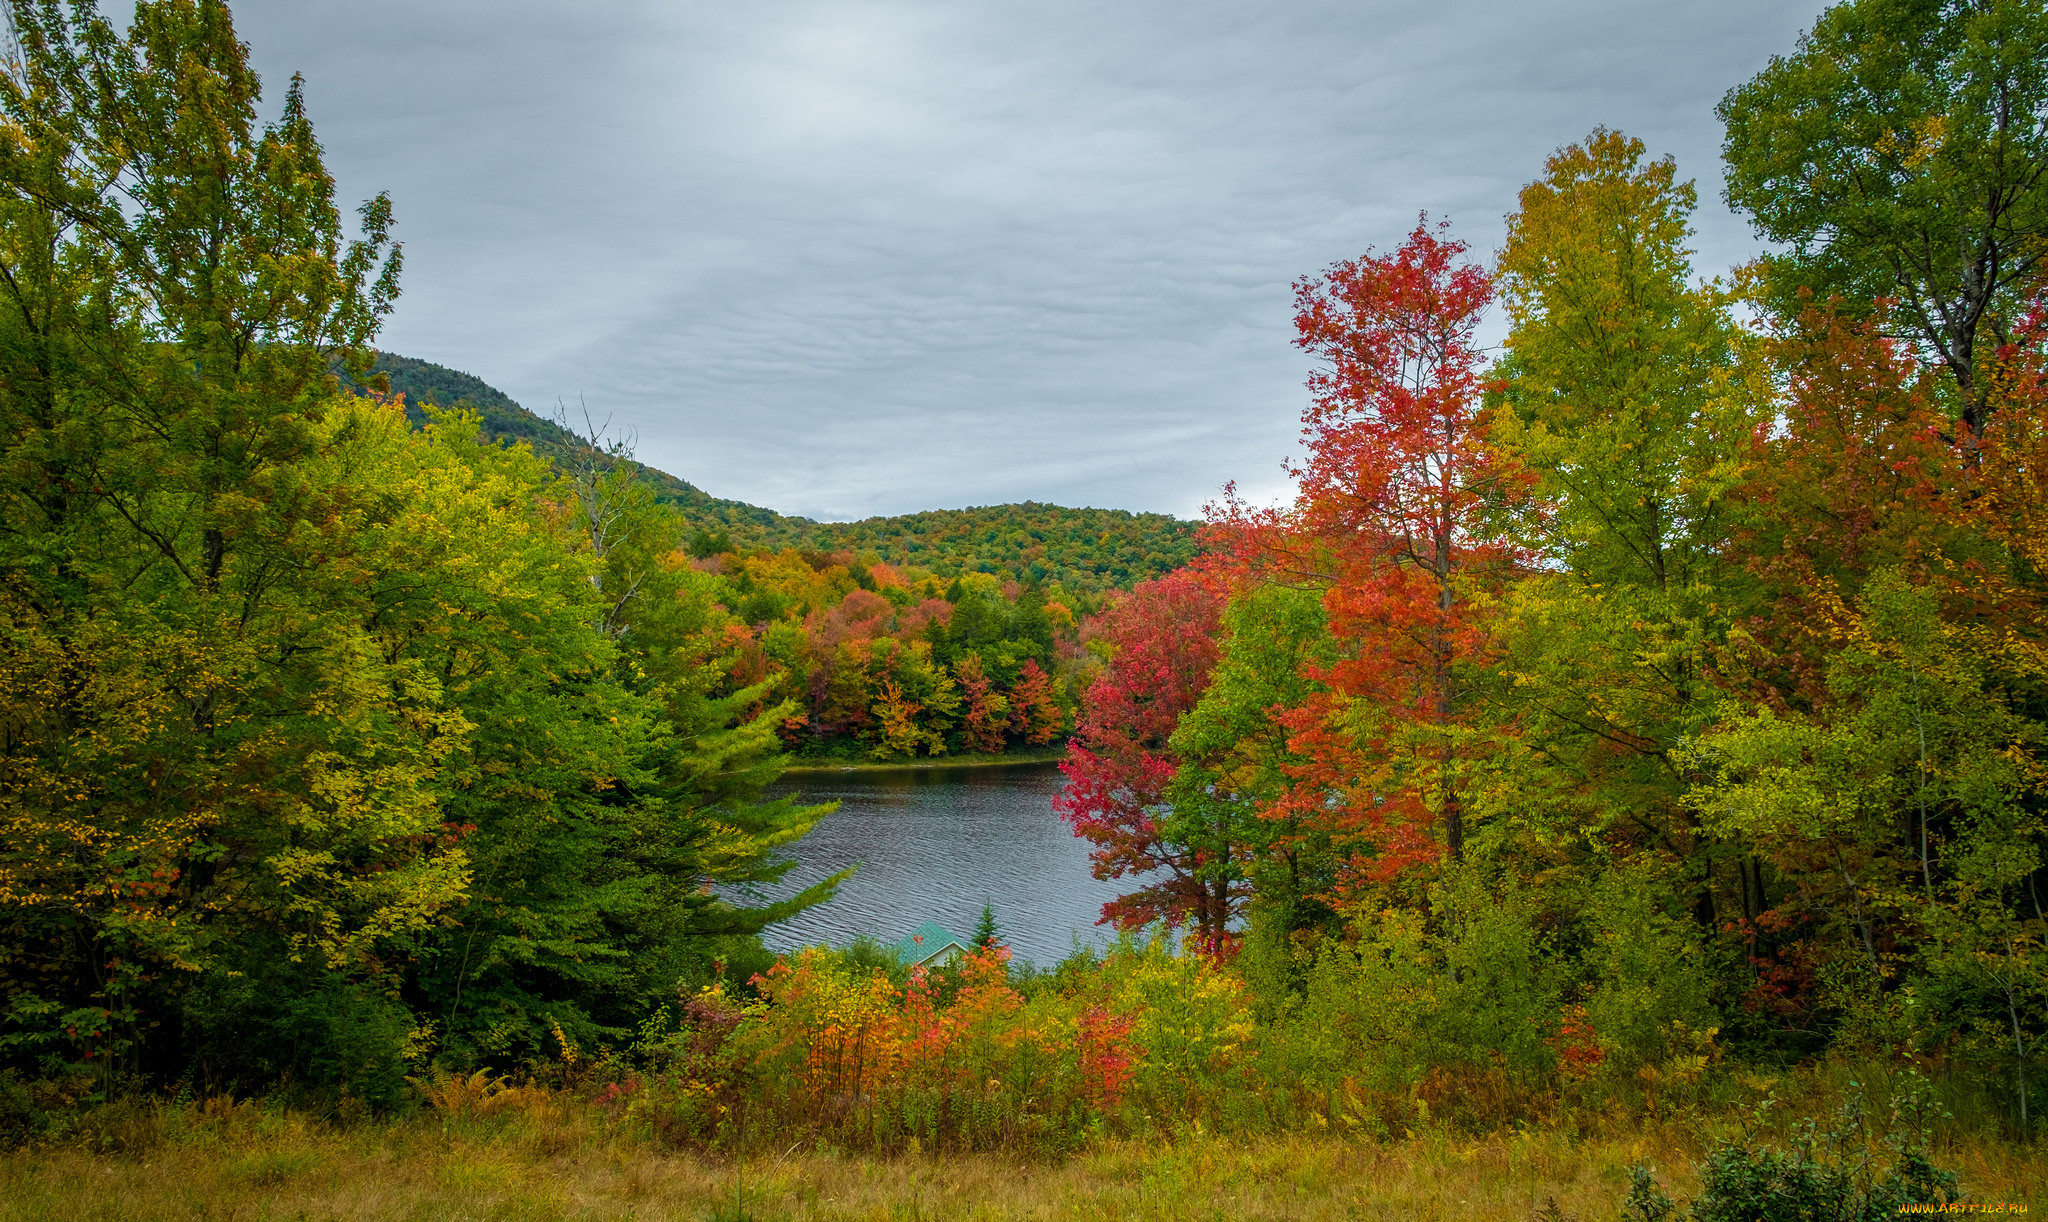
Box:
780;746;1068;774
3;1102;2038;1222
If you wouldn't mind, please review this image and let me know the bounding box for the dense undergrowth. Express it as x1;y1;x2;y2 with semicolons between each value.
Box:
1;935;2038;1220
0;1007;2039;1211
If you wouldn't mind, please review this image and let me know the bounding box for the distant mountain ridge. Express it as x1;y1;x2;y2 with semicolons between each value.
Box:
341;352;805;541
343;352;1198;592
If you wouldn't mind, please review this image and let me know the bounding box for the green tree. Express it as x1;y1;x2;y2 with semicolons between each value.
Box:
1166;585;1337;941
1488;129;1756;928
1688;570;2045;1104
389;412;842;1064
1718;0;2048;432
0;1;844;1088
0;0;439;1082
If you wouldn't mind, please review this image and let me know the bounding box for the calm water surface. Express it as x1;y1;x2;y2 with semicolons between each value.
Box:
753;761;1133;967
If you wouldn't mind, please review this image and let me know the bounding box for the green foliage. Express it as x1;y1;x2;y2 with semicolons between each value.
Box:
1286;907;1437;1091
1691;1142;1955;1222
1683;1087;1960;1222
1252;862;1709;1096
1167;585;1338;937
835;935;911;992
373;412;845;1067
0;0;439;1078
1622;1163;1679;1222
1718;0;2048;423
177;954;417;1112
1430;867;1564;1077
800;503;1199;594
1485;127;1754;867
0;1;836;1094
1686;568;2045;1077
0;1071;46;1149
1579;862;1717;1072
1494;128;1747;591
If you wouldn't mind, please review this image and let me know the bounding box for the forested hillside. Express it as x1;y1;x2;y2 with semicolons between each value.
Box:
339;357;1189;764
795;503;1197;593
346;353;1197;593
337;352;795;539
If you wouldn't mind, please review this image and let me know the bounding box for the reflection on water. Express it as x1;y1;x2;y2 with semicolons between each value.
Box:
749;761;1132;968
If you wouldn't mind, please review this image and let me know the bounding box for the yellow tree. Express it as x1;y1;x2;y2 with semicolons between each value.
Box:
0;0;463;1077
1487;130;1758;921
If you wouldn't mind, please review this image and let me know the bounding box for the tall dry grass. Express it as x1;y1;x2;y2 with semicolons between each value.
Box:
1;1083;2039;1222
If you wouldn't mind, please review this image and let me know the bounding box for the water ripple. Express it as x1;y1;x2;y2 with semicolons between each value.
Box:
746;761;1142;968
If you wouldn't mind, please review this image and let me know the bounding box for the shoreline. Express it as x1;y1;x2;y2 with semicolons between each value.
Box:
779;746;1068;774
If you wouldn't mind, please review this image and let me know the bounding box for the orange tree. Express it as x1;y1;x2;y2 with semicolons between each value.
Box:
1268;218;1523;885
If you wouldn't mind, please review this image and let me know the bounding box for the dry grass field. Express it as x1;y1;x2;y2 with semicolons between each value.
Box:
2;1099;2040;1222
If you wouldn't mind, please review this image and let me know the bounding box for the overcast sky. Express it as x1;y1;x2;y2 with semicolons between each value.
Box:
232;0;1827;522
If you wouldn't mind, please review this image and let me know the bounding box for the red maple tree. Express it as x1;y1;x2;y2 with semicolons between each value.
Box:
953;654;1011;754
1257;218;1523;878
1055;570;1226;935
1008;658;1064;746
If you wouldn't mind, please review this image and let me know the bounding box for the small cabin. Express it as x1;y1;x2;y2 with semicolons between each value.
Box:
894;920;973;969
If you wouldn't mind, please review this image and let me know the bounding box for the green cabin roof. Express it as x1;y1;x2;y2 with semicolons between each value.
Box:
894;920;972;967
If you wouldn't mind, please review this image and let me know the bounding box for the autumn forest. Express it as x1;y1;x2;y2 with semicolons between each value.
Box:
1;0;2045;1217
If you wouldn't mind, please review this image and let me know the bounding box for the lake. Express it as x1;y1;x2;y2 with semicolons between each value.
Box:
751;760;1136;968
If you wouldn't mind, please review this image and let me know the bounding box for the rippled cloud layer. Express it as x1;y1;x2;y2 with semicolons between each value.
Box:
236;0;1825;520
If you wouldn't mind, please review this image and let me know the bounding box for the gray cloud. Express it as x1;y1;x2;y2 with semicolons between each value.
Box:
232;0;1827;520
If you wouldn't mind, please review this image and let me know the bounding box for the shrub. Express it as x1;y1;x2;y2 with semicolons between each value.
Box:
1430;866;1562;1077
1581;861;1717;1073
1635;1081;1962;1222
0;1070;47;1149
179;960;417;1114
1690;1128;1958;1222
1621;1162;1678;1222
